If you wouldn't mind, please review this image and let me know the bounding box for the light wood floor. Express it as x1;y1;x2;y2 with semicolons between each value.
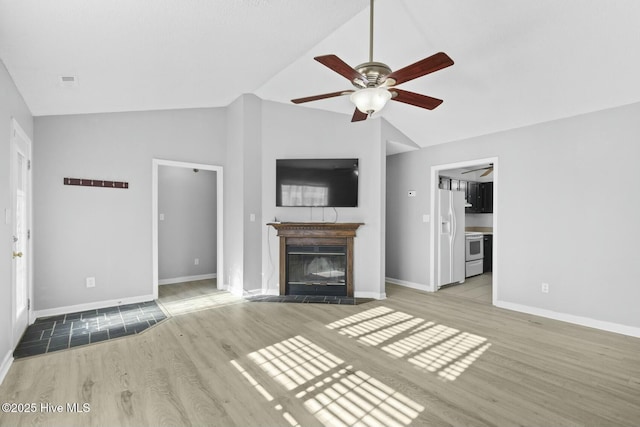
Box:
439;273;492;304
1;283;639;426
157;279;245;317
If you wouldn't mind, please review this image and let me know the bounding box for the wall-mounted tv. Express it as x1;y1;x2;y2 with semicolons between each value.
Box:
276;158;359;207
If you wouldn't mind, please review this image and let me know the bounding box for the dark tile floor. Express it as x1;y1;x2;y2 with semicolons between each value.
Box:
14;301;166;359
247;294;356;304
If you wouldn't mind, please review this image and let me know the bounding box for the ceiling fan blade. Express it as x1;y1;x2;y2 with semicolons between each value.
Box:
462;164;494;174
351;108;368;122
461;168;481;174
480;167;494;177
391;88;443;110
384;52;454;86
291;90;353;104
315;55;367;85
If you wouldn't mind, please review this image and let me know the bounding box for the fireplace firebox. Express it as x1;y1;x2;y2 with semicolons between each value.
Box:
286;245;347;296
267;222;363;297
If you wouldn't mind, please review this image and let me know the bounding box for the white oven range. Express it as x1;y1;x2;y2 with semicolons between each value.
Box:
465;232;484;277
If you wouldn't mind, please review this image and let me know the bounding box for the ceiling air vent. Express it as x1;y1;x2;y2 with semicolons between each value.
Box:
58;75;78;87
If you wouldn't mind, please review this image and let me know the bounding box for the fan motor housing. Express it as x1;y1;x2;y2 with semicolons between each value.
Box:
354;62;393;88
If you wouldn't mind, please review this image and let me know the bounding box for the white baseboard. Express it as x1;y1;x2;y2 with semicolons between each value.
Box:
32;294;155;321
0;350;13;386
355;291;386;300
495;300;640;338
262;288;280;296
158;273;216;286
227;285;244;297
385;277;431;292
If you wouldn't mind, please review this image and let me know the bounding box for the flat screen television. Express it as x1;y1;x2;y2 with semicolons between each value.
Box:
276;158;359;207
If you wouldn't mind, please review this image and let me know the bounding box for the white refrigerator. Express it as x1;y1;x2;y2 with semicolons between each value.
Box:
437;189;465;289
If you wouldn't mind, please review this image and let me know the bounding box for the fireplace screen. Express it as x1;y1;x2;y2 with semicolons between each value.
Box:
287;245;346;285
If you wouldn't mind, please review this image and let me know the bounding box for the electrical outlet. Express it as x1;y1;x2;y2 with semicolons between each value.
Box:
194;258;199;265
86;277;96;288
541;282;549;293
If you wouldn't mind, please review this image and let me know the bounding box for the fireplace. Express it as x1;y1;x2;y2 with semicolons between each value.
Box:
268;222;363;297
286;245;347;296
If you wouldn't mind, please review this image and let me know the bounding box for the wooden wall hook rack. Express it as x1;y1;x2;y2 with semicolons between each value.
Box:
64;178;129;189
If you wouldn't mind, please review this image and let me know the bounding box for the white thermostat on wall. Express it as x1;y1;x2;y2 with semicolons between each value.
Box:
408;190;417;197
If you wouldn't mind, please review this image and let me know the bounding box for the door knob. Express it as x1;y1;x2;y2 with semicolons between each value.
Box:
13;251;23;259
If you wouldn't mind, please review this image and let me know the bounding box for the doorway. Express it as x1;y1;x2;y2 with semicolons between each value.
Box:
152;160;224;304
10;119;33;347
429;157;498;305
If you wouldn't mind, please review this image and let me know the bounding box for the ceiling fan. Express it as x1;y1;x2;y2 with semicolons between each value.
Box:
462;164;494;177
291;0;454;122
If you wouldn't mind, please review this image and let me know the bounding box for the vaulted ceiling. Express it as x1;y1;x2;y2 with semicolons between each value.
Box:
1;0;639;148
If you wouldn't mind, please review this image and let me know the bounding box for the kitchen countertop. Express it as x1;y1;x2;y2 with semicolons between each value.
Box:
465;227;493;235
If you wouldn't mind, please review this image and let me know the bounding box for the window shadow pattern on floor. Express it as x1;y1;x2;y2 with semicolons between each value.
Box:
326;306;491;381
234;335;425;427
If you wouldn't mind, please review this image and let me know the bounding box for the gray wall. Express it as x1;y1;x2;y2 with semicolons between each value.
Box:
158;166;217;281
33;108;227;310
386;102;640;329
223;94;264;295
242;95;263;293
0;61;33;369
466;214;493;228
260;101;386;298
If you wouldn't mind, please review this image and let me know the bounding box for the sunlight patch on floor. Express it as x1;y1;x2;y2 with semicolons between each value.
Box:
301;367;424;427
248;336;343;391
231;359;301;427
245;336;424;427
406;331;491;381
326;307;491;381
158;291;245;316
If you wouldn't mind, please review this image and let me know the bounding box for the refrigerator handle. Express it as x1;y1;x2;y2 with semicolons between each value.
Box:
450;199;456;242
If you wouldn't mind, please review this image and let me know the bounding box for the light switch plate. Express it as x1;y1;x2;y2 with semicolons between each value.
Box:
86;277;96;288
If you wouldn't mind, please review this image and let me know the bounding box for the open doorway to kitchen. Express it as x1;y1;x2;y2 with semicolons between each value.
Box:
430;158;498;305
152;159;226;315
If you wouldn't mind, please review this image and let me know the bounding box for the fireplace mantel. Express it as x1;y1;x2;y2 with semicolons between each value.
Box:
267;222;363;296
268;222;363;237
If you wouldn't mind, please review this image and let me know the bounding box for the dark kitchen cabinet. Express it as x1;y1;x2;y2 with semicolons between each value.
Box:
479;182;493;213
466;182;479;213
466;181;493;213
483;234;493;273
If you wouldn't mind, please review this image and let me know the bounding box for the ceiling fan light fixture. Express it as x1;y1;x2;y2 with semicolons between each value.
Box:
350;87;391;115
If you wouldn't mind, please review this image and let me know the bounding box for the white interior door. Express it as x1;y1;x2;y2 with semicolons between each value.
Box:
11;120;32;347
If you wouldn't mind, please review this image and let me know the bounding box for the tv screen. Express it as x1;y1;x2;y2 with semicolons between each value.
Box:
276;158;359;207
